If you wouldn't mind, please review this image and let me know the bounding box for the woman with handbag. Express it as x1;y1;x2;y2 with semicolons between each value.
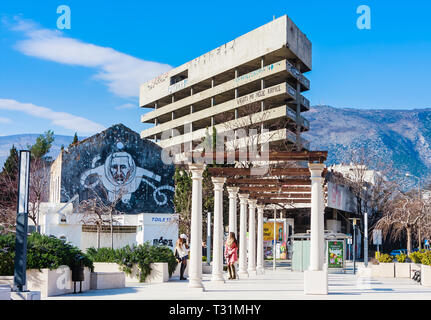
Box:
224;232;238;280
175;237;189;280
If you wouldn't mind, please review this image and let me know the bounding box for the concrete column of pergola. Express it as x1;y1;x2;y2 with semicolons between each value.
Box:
319;178;326;269
227;187;239;237
211;177;226;283
256;204;265;275
247;199;257;276
304;162;327;295
188;163;205;290
238;193;249;278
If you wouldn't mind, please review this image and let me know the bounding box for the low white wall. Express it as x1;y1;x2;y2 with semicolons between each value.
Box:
421;265;431;287
93;262;170;283
371;263;395;278
90;272;125;290
93;262;138;283
0;285;10;300
26;266;91;298
81;232;137;251
0;276;13;286
395;263;411;278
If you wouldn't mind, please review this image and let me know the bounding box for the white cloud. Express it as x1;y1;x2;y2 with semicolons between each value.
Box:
115;103;136;110
0;117;12;124
0;98;105;134
9;18;172;98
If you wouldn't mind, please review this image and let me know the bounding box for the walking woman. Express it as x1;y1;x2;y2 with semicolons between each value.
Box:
224;232;238;280
175;237;189;280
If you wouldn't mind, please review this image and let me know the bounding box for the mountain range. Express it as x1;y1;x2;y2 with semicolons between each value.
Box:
0;134;80;168
1;105;430;185
303;105;431;184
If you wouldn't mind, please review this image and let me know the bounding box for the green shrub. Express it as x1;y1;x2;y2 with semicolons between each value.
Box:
0;233;93;275
421;251;431;266
88;242;178;282
149;245;177;278
395;253;408;263
202;255;207;262
409;251;423;264
0;233;15;275
86;247;118;263
377;253;394;263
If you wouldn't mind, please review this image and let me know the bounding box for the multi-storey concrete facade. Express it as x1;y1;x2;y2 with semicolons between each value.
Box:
140;15;312;157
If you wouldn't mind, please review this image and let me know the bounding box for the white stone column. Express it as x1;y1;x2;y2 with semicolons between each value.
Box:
211;177;226;283
188;163;205;290
227;187;239;237
238;193;249;278
247;199;257;275
304;163;328;295
256;204;265;275
319;180;326;269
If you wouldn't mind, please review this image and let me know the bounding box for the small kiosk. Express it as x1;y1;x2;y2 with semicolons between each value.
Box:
290;231;351;273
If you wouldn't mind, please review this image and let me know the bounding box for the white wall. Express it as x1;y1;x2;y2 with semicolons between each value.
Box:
35;203;179;252
81;232;137;251
136;213;179;251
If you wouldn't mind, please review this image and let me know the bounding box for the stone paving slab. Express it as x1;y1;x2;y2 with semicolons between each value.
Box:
47;264;431;300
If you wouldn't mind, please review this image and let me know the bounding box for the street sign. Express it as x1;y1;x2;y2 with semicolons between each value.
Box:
373;229;382;245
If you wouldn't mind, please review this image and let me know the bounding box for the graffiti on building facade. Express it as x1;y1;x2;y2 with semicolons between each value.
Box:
61;124;175;214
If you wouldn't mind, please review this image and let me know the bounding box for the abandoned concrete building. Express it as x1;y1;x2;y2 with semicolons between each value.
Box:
140;15;312;160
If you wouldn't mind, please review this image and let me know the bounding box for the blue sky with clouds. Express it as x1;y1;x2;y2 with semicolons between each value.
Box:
0;0;430;137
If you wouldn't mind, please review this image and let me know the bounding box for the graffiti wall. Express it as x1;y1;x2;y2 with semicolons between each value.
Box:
60;124;175;214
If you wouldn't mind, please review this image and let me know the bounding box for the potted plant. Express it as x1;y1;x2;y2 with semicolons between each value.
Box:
420;251;431;287
394;253;410;278
371;253;394;278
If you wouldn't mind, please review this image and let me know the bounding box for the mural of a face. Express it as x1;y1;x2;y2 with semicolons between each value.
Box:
80;147;174;206
106;152;136;186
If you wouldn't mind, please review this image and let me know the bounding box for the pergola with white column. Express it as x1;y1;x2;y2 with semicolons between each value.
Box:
304;163;327;294
186;151;328;292
211;177;226;283
188;163;205;290
227;186;239;237
247;199;257;276
237;193;249;278
256;204;265;275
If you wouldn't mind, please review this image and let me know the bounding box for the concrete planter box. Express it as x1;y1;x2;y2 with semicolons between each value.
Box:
421;265;431;287
146;263;169;283
0;285;10;300
202;263;212;274
26;266;91;298
410;263;422;278
371;263;395;278
93;262;169;283
0;276;13;286
90;272;125;290
395;263;411;278
93;262;136;282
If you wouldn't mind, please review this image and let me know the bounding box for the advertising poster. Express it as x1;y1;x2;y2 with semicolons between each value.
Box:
263;222;284;242
328;240;344;268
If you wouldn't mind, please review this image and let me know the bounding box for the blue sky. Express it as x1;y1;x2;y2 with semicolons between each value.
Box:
0;0;430;137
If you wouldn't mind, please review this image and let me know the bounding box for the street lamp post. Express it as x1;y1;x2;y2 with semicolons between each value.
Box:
349;218;360;275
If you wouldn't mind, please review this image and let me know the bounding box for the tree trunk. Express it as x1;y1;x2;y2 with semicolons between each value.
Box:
110;212;114;249
406;227;412;255
97;228;101;249
418;228;422;250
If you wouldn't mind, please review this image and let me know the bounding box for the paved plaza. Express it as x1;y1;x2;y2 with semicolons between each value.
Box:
48;261;431;300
